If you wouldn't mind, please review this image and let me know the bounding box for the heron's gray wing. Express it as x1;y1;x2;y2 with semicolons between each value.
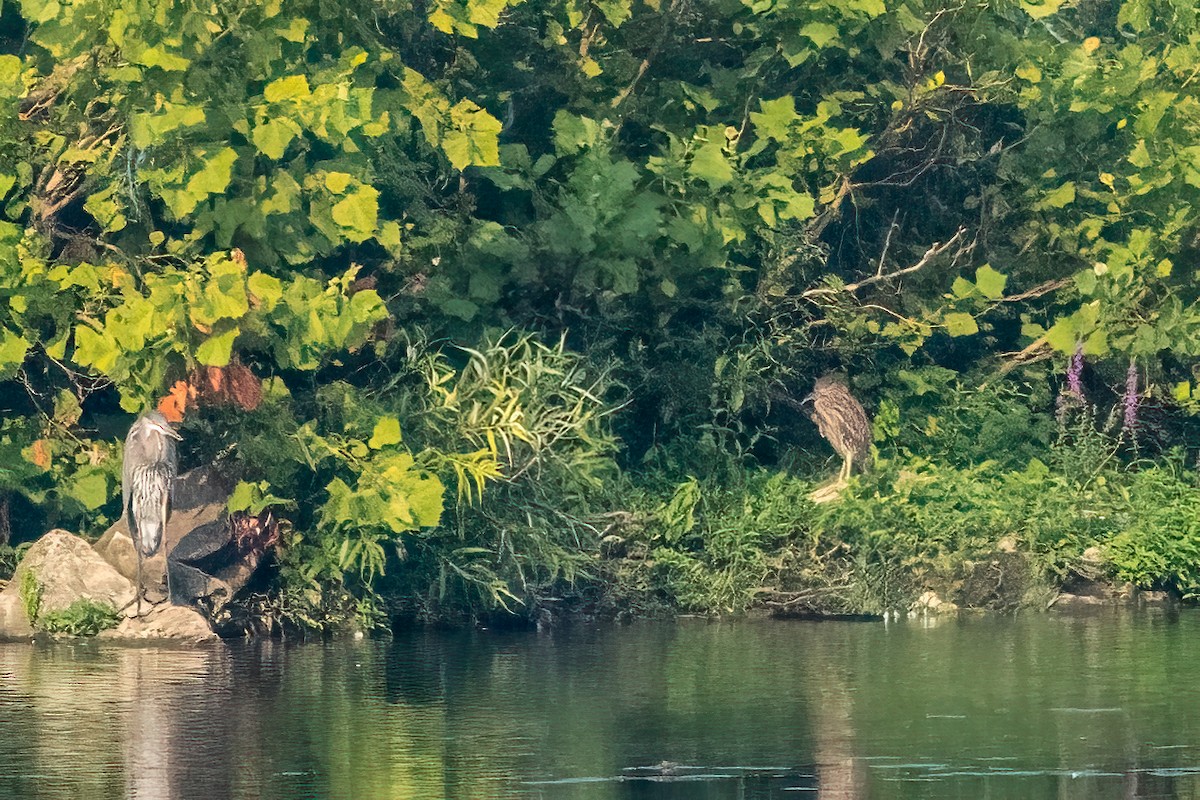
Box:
122;461;133;535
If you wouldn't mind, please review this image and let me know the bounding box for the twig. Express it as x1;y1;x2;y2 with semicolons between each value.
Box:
611;0;680;110
875;210;901;278
1000;278;1070;302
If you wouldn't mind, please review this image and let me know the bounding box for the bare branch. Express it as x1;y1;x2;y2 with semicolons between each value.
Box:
800;226;972;300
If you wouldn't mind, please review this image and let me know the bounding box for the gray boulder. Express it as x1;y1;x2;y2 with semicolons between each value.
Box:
100;603;218;643
0;529;137;639
94;466;270;617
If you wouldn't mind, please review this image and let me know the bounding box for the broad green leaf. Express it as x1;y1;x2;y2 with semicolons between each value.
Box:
1020;0;1064;18
72;326;119;374
1128;140;1152;168
0;328;29;376
552;111;602;155
1016;64;1042;83
0;55;22;98
943;312;979;337
594;0;632;26
1074;269;1097;296
750;96;797;142
324;172;352;193
174;148;239;216
264;75;311;103
331;185;380;242
1044;317;1079;353
442;100;501;169
130;104;207;148
251;119;298;159
248;271;283;311
1041;182;1075;209
690;140;733;188
136;46;190;71
369;416;402;449
195;326;240;366
800;22;839;48
66;471;110;510
974;265;1007;299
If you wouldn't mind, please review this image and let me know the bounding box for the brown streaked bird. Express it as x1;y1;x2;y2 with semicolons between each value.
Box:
800;376;872;483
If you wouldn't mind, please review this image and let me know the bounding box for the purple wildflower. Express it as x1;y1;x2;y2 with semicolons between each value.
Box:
1122;360;1139;432
1067;342;1084;399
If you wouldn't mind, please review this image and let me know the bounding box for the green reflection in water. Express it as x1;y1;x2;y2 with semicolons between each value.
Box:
0;610;1197;799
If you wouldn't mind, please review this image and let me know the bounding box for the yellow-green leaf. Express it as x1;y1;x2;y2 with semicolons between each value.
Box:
1041;182;1075;209
689;139;733;188
264;75;311;103
331;185;379;242
136;46;191;71
195;326;240;366
325;172;352;193
251;118;299;159
0;328;29;376
369;416;402;449
248;271;283;311
943;312;979;337
974;265;1007;299
442;100;501;170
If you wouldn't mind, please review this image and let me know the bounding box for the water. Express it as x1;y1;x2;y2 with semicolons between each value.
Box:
0;609;1196;799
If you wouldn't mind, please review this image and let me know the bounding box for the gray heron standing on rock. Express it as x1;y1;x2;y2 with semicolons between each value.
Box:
122;410;182;614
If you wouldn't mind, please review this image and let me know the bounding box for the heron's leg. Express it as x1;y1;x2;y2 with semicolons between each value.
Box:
165;550;173;606
135;546;142;617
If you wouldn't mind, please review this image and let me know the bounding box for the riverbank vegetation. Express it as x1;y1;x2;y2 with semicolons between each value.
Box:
3;0;1200;631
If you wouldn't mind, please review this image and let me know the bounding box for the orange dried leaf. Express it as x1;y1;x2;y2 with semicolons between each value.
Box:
28;439;51;470
207;365;225;395
157;380;191;422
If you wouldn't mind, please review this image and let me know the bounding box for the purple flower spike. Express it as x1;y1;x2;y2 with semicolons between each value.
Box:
1067;342;1084;399
1123;360;1139;432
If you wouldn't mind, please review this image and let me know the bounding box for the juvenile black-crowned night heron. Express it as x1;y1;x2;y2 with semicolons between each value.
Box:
122;410;181;614
801;376;872;485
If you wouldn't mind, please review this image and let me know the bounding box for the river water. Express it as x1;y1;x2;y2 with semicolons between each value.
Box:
0;609;1195;799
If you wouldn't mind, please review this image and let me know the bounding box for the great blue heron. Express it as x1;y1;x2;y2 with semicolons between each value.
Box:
800;376;872;484
122;410;182;614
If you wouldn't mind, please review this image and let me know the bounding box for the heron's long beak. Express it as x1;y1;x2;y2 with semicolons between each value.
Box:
151;420;183;440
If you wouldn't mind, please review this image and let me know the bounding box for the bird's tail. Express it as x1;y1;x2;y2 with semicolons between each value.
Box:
137;520;164;557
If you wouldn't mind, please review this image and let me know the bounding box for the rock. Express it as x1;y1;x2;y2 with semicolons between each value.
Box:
0;593;33;639
912;590;958;614
0;526;227;642
1053;591;1108;607
99;604;218;643
0;530;138;640
996;535;1019;553
93;466;269;616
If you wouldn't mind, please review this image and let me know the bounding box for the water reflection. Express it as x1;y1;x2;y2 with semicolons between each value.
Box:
0;612;1199;798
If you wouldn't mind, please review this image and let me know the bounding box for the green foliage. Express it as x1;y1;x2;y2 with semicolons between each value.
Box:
5;0;1200;626
19;569;42;623
37;598;120;636
1105;464;1200;597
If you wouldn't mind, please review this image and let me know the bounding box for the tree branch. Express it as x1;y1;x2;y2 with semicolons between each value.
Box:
801;226;972;299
